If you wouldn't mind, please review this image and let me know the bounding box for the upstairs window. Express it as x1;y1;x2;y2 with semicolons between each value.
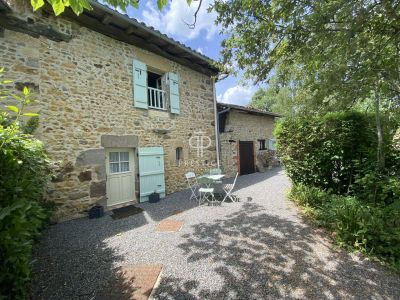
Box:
133;58;180;114
147;71;166;110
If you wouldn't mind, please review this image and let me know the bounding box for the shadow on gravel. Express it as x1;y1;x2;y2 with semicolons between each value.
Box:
30;214;147;299
153;202;400;299
30;182;210;298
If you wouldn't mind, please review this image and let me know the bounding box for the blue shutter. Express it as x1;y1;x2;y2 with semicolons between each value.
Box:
169;72;180;114
133;59;148;109
138;147;166;202
268;139;276;150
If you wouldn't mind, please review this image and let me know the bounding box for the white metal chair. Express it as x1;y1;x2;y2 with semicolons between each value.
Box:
222;172;239;203
209;168;222;175
198;186;216;206
209;168;223;184
185;172;199;202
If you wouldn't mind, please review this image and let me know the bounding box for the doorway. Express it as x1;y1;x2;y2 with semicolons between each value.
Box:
239;141;255;175
105;148;135;206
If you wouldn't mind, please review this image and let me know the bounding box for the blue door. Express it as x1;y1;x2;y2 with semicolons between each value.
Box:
138;147;166;202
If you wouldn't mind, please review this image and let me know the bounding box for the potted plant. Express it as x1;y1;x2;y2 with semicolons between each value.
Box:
149;190;160;203
88;205;104;219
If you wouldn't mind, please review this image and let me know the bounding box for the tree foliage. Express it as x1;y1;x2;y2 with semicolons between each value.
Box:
248;64;312;115
212;0;400;109
30;0;193;16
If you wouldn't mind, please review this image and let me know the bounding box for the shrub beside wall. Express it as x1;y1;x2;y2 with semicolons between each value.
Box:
0;126;51;298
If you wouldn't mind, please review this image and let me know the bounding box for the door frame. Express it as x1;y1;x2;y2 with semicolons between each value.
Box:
105;147;135;207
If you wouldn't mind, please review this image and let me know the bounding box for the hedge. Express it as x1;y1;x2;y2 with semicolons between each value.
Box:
274;111;399;199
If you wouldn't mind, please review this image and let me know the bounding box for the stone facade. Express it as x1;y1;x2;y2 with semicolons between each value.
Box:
0;1;217;221
219;108;277;177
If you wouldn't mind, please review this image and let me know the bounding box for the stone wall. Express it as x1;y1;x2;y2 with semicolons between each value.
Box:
220;110;276;177
0;2;217;221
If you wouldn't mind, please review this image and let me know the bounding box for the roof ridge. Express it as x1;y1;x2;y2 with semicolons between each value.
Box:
217;102;282;117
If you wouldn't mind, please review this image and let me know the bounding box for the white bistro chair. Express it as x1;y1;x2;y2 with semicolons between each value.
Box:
222;172;239;203
209;168;223;184
198;186;216;206
185;172;199;202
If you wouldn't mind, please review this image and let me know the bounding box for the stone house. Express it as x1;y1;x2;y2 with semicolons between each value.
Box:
217;103;280;177
0;0;220;221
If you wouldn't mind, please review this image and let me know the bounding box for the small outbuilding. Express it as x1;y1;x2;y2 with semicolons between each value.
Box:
217;103;281;177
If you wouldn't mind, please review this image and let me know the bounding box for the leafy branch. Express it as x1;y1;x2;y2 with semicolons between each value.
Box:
30;0;193;16
0;67;39;127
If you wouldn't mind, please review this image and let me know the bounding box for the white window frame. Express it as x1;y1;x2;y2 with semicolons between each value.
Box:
109;151;131;174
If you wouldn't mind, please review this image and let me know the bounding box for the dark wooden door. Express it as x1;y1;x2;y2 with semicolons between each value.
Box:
239;141;255;175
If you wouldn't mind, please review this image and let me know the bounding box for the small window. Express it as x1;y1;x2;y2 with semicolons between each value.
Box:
148;71;166;110
176;147;183;163
258;139;266;150
109;151;130;173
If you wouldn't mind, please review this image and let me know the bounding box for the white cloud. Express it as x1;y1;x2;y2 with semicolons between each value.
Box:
196;47;204;54
217;85;257;106
141;0;219;41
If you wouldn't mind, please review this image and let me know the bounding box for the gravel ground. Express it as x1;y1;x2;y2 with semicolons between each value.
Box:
31;167;400;299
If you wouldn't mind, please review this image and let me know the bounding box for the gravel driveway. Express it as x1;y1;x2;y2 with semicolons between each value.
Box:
31;167;400;299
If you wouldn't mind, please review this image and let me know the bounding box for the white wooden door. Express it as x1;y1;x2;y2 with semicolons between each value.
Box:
106;148;135;206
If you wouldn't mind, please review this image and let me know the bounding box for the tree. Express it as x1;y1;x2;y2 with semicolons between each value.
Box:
212;0;400;168
248;64;313;115
212;0;399;99
249;86;293;115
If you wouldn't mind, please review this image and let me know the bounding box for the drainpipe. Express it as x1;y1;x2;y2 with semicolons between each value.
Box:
216;107;230;167
212;77;220;168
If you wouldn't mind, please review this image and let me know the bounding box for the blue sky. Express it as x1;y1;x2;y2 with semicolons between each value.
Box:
121;0;259;106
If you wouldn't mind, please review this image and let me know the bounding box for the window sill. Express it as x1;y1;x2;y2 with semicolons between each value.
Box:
148;106;167;111
148;109;170;118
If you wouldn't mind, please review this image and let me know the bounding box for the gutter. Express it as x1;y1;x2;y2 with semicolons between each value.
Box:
215;107;231;169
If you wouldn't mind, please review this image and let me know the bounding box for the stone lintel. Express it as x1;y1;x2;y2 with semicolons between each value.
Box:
101;135;138;148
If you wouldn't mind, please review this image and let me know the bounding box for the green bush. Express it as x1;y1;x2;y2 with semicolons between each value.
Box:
0;125;51;299
0;68;50;299
290;184;400;270
353;171;400;205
